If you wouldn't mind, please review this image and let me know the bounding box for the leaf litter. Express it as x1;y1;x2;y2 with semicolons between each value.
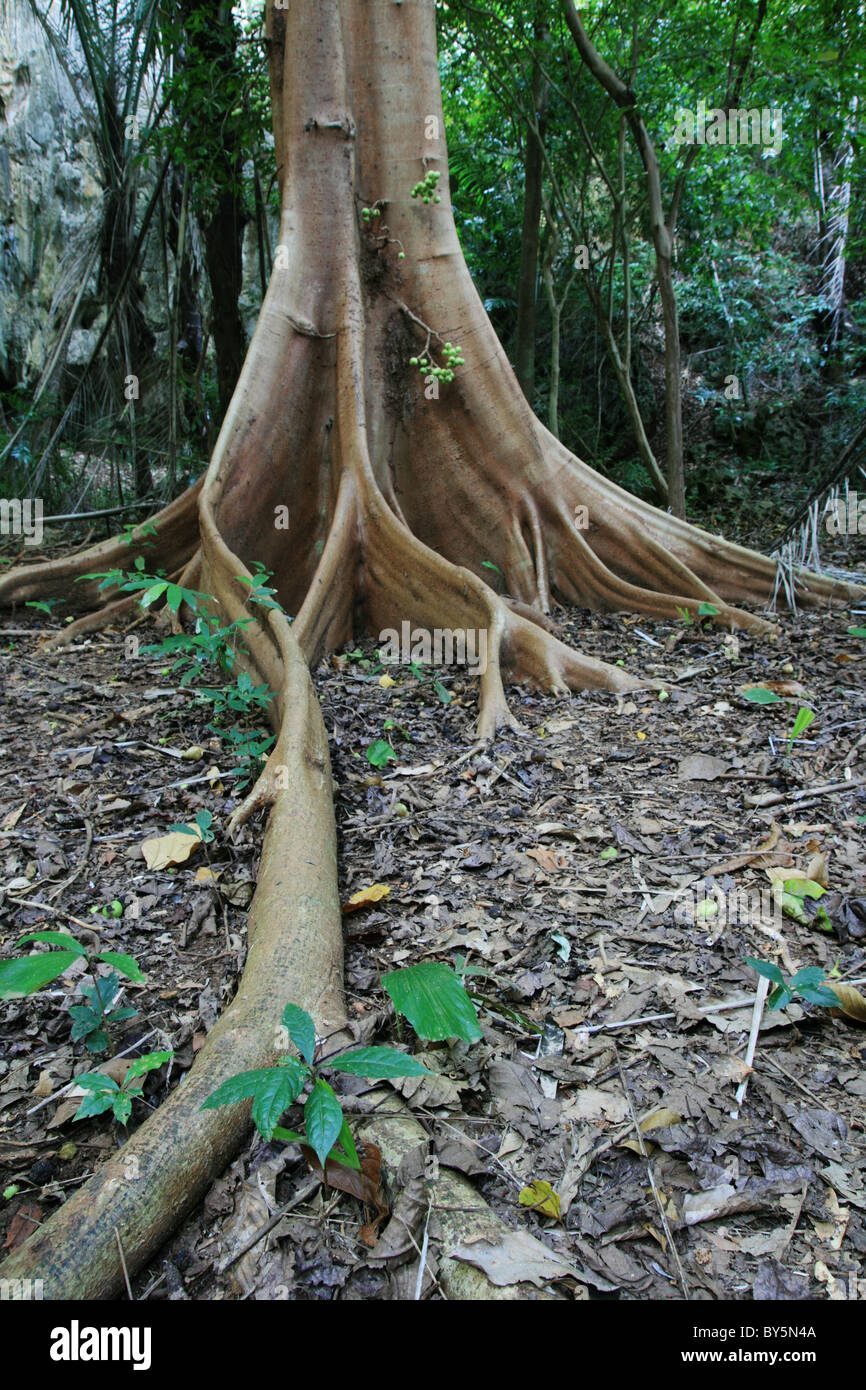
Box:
0;597;864;1300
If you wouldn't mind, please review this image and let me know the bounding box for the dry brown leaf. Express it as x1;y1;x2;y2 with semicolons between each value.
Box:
3;1201;43;1250
525;846;568;873
2;802;26;830
827;981;866;1024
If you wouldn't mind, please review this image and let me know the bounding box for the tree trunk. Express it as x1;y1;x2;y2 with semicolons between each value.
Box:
0;0;859;1299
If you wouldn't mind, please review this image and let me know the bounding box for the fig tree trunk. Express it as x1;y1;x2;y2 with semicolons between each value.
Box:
0;0;858;1299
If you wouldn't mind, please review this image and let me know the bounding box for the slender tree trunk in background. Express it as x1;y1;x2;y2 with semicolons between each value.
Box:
180;0;249;416
0;0;857;1300
203;180;248;413
102;90;155;497
814;124;854;352
561;0;684;515
514;16;549;403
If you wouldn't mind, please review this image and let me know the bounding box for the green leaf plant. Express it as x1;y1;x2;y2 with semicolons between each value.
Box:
73;1051;173;1125
0;933;145;1054
744;957;839;1011
202;1002;432;1168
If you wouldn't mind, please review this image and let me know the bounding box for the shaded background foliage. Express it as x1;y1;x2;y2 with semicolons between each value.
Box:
0;0;863;541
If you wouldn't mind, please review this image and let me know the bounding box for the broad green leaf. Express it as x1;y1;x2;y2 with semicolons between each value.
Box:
697;602;720;616
767;985;794;1011
69;1006;100;1041
281;1004;316;1065
744;956;785;985
328;1046;433;1079
75;1072;120;1095
125;1050;173;1082
330;1115;360;1171
140;582;168;608
847;627;866;638
782;878;825;900
789;707;815;741
96;952;146;984
305;1080;344;1168
742;688;783;704
202;1060;308;1141
73;1090;117;1121
112;1093;133;1125
383;962;482;1043
797;984;840;1008
366;739;396;768
17;932;87;956
790;967;827;990
0;951;81;998
273;1126;306;1146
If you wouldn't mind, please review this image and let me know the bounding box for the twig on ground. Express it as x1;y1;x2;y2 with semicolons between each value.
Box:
614;1043;690;1300
732;975;770;1117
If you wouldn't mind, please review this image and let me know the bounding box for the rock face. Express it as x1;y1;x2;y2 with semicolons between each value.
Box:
0;0;101;389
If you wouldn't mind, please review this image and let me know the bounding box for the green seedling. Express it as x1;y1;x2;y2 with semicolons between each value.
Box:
405;660;452;706
0;933;145;1054
169;808;215;844
203;1002;431;1168
121;521;158;546
25;598;65;616
788;705;816;753
69;972;138;1053
236;561;285;614
73;1051;173;1126
697;602;720;618
675;605;694;626
745;957;839;1011
366;737;397;768
81;554;207;616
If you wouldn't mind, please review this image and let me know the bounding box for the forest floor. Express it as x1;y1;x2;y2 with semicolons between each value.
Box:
1;540;865;1301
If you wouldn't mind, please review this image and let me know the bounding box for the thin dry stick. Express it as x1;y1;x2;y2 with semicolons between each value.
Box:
414;1196;433;1301
732;975;770;1117
391;1207;447;1299
114;1226;134;1301
7;895;103;935
217;1177;321;1274
614;1043;690;1300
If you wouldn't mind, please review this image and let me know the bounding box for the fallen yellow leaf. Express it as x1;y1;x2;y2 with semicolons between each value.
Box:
342;883;391;914
379;674;397;688
518;1180;562;1221
141;825;203;871
194;866;221;884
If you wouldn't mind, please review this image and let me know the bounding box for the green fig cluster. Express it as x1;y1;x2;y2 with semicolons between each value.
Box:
410;169;442;205
408;340;464;383
361;206;381;223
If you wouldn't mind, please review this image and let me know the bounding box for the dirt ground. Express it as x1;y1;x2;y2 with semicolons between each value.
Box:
1;560;865;1300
